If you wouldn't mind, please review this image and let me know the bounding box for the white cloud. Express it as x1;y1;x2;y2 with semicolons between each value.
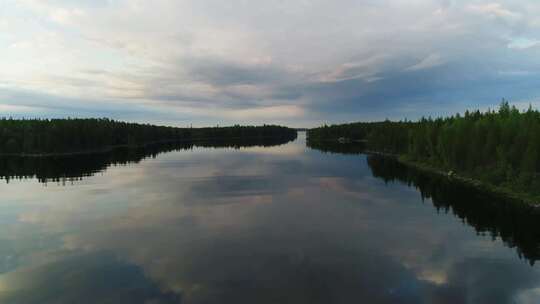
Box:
467;3;521;20
508;37;540;49
405;54;445;71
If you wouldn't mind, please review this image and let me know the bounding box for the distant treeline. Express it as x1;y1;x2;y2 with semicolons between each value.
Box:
0;136;297;184
308;101;540;200
0;118;297;154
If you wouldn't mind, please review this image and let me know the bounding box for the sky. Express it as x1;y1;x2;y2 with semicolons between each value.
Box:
1;0;540;127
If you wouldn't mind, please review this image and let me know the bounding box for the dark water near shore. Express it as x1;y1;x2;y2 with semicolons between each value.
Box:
1;132;540;303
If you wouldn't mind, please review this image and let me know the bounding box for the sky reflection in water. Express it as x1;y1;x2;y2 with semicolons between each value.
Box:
0;133;539;303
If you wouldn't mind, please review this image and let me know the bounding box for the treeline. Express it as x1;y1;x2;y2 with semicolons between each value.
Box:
0;118;297;154
308;102;540;200
0;136;296;184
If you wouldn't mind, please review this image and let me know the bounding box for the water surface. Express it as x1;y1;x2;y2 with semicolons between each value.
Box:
1;133;540;303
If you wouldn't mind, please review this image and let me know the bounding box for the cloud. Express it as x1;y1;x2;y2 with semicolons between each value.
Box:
467;3;521;20
3;0;540;126
224;105;304;119
405;54;445;71
508;37;540;49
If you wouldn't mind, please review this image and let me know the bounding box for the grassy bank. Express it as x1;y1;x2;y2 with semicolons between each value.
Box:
396;156;540;206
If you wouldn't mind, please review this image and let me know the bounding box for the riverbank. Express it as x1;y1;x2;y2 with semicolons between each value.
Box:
363;149;540;207
0;139;180;157
395;155;540;207
0;134;297;158
307;103;540;206
307;137;540;207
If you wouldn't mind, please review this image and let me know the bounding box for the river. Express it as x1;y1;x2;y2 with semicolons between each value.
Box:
0;132;539;303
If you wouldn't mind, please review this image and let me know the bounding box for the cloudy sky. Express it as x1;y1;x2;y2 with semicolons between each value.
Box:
2;0;540;127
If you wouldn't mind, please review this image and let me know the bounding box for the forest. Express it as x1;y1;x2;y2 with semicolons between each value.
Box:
0;118;297;155
307;101;540;200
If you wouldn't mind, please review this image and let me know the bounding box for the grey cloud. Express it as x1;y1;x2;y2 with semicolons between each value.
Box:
0;88;195;124
120;56;306;110
0;88;139;114
184;58;284;86
5;0;540;126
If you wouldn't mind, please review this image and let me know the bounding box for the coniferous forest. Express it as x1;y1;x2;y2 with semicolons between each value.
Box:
307;102;540;201
0;118;296;155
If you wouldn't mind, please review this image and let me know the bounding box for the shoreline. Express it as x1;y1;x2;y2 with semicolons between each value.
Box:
0;134;297;158
307;137;540;207
364;150;540;207
397;157;540;207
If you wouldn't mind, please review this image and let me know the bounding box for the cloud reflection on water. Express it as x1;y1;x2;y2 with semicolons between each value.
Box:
0;138;539;303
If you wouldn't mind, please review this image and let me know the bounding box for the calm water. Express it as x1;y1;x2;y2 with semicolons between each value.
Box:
1;132;540;303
